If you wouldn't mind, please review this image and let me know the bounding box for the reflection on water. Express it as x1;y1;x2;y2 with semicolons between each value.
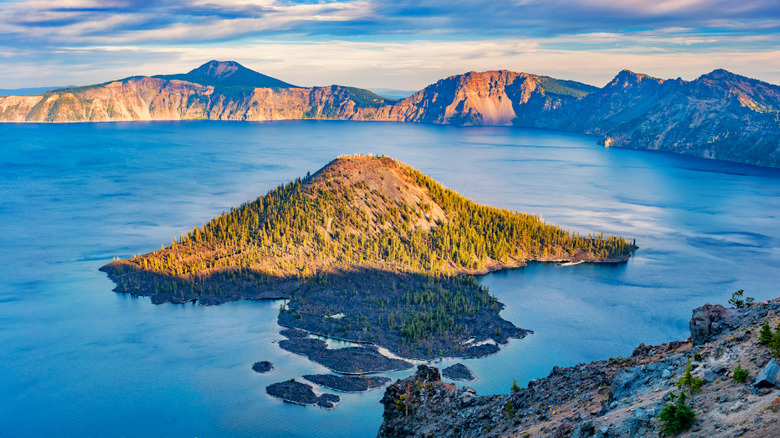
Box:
1;121;779;437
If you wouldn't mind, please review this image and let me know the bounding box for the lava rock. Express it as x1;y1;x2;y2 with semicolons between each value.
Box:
690;304;733;345
252;361;274;373
755;358;780;389
442;363;475;381
266;380;340;408
303;374;391;392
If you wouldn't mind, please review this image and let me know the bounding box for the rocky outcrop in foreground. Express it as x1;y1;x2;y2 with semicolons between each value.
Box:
378;297;780;437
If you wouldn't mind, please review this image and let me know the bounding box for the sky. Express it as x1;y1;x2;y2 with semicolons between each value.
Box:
0;0;779;90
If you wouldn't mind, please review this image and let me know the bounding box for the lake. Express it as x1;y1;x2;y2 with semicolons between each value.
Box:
2;120;779;437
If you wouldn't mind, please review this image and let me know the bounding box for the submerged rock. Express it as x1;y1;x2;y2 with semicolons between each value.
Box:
252;361;274;373
442;363;475;381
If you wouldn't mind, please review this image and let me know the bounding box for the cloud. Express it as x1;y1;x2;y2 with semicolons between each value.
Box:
2;36;779;90
0;0;778;89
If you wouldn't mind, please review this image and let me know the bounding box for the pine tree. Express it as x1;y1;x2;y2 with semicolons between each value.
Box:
759;320;774;345
676;358;704;393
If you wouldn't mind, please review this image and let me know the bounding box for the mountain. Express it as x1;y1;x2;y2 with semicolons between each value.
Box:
542;69;780;167
373;70;597;126
1;61;778;167
100;155;633;358
378;297;780;437
154;60;297;88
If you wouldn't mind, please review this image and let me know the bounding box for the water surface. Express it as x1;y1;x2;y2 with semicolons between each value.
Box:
1;121;779;437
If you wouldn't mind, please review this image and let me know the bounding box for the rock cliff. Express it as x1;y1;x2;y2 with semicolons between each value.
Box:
377;297;780;437
2;61;778;167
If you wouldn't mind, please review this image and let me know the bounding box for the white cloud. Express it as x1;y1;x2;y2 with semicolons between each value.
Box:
3;37;777;90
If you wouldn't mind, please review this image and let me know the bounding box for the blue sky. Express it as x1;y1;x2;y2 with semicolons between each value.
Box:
1;0;779;89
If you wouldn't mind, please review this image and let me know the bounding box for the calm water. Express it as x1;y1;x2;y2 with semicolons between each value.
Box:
1;121;779;437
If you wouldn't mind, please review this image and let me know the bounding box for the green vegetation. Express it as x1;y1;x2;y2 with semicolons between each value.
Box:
537;77;598;99
731;363;749;383
120;156;632;281
511;379;521;392
676;358;703;393
103;156;634;358
505;400;514;418
766;324;780;358
759;321;774;345
658;391;695;436
728;289;754;308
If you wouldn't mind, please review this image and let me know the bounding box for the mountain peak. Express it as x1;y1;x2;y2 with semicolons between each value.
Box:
157;60;298;88
605;69;662;89
699;68;741;82
188;60;243;79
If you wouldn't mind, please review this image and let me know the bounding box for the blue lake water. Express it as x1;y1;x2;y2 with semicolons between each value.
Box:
1;120;779;437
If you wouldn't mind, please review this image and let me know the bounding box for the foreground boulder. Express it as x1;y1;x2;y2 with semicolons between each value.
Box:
689;304;734;345
755;359;780;389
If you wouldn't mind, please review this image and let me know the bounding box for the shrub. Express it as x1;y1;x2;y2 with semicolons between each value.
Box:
676;358;704;393
759;321;774;345
728;289;754;308
510;379;520;392
505;400;514;418
658;391;695;436
732;364;749;383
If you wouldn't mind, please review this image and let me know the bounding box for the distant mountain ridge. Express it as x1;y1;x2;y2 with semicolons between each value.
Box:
154;60;298;88
1;61;778;167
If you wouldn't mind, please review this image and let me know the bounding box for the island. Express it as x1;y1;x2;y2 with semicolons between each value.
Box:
100;155;634;360
266;380;340;409
251;361;274;373
442;363;475;381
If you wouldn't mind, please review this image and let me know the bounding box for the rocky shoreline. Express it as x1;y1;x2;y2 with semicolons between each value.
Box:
378;296;780;437
279;336;413;375
265;380;341;409
303;374;391;392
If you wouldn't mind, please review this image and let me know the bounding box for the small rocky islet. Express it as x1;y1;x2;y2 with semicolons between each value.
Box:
251;361;274;373
441;363;475;381
265;380;340;409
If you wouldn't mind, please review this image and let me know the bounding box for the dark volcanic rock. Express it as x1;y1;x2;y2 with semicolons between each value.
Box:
755;359;780;389
252;361;274;373
442;363;475;381
462;343;500;358
690;304;734;345
316;393;341;409
280;328;309;339
303;374;391;392
266;381;319;405
279;338;413;374
266;380;340;408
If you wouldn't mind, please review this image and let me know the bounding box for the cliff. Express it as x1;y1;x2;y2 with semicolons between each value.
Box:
378;296;780;437
2;61;778;167
541;70;780;167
